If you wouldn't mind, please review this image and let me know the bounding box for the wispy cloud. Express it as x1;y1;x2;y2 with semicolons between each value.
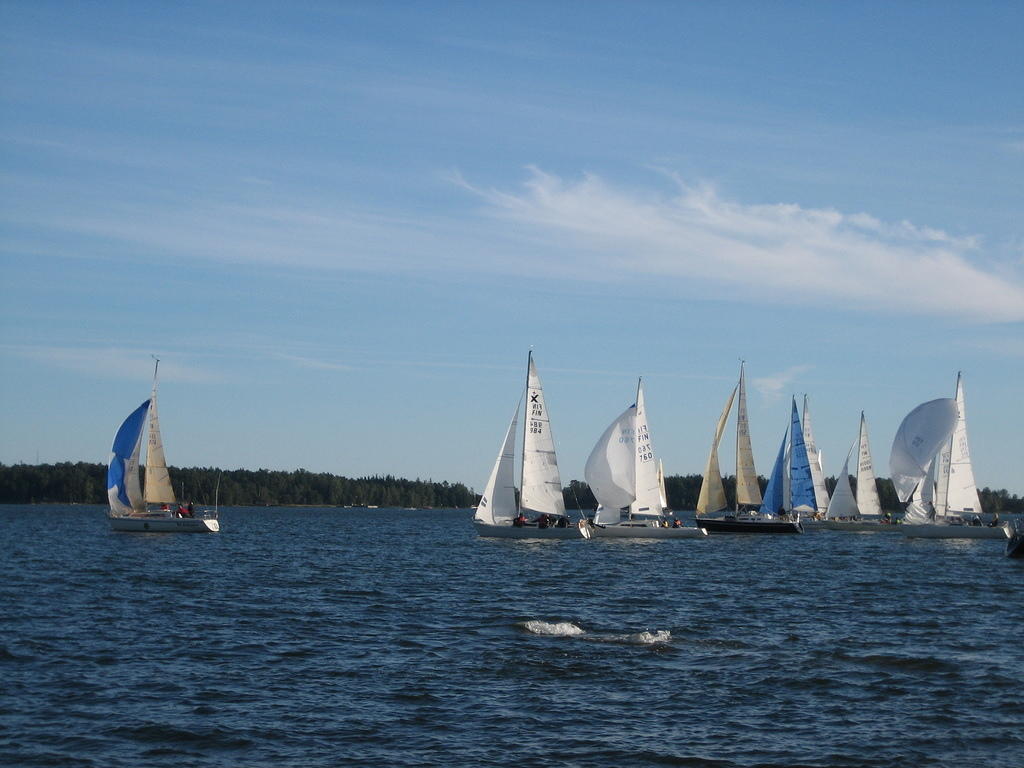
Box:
752;364;813;401
272;352;356;372
12;164;1023;324
0;345;223;383
459;168;1024;323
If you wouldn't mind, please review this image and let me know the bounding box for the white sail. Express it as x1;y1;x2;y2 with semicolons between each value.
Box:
520;353;565;517
888;398;959;503
735;363;762;507
696;385;736;515
631;381;663;516
905;456;939;523
657;460;669;510
143;369;176;505
585;404;637;523
855;412;882;517
802;395;830;514
933;434;952;517
825;445;858;518
475;402;519;524
944;373;982;516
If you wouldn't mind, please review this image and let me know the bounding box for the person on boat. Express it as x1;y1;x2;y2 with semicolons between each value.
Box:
556;515;569;528
536;514;550;529
176;504;188;518
187;502;195;517
673;518;682;528
513;512;527;527
988;513;1001;527
160;503;170;512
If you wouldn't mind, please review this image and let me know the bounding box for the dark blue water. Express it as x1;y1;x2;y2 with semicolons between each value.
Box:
2;505;1021;767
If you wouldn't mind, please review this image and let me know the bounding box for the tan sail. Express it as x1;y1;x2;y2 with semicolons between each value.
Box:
697;385;736;515
734;362;762;507
144;367;176;505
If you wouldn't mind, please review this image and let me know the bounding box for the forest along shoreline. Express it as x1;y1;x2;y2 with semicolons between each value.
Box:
3;462;1023;514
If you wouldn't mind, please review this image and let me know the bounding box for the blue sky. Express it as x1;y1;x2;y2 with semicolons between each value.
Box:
2;1;1022;494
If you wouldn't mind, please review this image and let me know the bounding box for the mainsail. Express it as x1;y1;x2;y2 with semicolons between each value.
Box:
788;398;816;512
520;352;565;517
802;395;830;514
632;381;663;516
888;398;959;503
696;384;737;515
735;363;762;507
475;402;520;524
585;403;637;524
942;373;982;516
144;367;176;505
107;399;151;516
855;412;882;517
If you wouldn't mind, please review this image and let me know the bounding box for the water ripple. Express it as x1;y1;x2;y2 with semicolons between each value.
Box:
1;505;1022;768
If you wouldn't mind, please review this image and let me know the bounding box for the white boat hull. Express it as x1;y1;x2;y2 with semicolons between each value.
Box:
901;523;1008;540
803;519;902;532
109;514;220;533
473;521;583;539
589;522;707;539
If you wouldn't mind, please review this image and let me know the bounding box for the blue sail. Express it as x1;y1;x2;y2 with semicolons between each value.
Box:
758;427;788;516
788;397;816;511
107;399;151;510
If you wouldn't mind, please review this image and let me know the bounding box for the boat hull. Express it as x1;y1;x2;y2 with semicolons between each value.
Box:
473;521;583;539
803;519;902;532
109;514;220;533
589;523;707;539
900;523;1008;540
698;516;803;534
1007;532;1024;558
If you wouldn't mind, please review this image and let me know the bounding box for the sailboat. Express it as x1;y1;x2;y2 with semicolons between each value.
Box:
898;375;1009;540
807;413;897;532
107;360;219;533
696;362;762;513
696;365;796;533
473;352;584;539
584;379;706;538
702;397;805;533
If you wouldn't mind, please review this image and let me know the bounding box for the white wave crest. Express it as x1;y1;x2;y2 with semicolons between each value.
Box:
631;630;672;644
522;620;585;637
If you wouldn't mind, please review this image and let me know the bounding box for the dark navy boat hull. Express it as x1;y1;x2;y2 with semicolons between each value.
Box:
698;516;803;534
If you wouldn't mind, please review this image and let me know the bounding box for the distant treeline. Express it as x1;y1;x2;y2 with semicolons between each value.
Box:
0;463;474;508
2;462;1023;514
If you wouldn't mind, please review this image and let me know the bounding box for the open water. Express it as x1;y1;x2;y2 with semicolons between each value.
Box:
1;505;1021;767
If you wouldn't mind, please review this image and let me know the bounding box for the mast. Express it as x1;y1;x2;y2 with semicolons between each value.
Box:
144;356;176;506
519;350;530;514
